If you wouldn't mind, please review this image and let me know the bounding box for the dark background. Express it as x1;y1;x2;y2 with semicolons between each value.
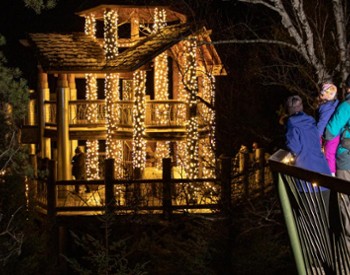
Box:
0;0;289;157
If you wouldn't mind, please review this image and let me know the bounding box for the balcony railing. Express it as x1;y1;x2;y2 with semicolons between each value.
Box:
43;100;210;129
145;100;188;128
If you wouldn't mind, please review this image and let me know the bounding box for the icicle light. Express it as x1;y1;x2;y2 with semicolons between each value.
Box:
84;13;96;38
85;73;100;179
104;9;118;60
132;71;147;170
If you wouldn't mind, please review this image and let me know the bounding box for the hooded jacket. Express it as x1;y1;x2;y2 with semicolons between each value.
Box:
286;112;331;190
325;94;350;170
316;99;339;136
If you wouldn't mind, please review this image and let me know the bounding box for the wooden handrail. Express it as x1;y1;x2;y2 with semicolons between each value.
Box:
269;149;350;195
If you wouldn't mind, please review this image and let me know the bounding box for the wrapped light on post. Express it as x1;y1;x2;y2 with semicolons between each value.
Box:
132;71;147;171
199;73;216;178
152;8;167;34
176;42;190;171
105;73;123;178
85;73;100;180
104;9;118;60
153;8;170;168
184;38;199;179
84;13;96;38
103;7;121;178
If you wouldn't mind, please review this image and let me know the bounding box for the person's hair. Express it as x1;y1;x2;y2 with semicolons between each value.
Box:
286;95;303;115
315;82;337;107
75;147;82;154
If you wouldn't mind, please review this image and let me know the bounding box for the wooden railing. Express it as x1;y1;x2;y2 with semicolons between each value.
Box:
42;100;212;128
145;100;188;128
32;156;272;218
269;149;350;274
34;158;223;217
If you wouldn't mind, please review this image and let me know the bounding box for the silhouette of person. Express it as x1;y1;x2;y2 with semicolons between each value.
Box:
72;146;90;193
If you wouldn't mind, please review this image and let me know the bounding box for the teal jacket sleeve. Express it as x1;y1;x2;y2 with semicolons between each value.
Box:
325;101;350;140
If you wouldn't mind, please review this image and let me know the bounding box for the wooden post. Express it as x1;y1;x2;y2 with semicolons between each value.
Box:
38;67;51;159
47;159;57;218
162;158;172;219
255;148;265;195
56;74;71;181
240;151;250;198
105;158;115;214
46;159;59;271
219;156;232;214
132;167;142;204
29;154;37;198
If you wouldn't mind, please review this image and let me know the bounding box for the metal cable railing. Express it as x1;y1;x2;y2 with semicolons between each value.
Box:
269;149;350;275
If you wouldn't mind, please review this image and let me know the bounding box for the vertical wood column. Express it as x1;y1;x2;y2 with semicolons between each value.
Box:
28;89;36;155
68;74;78;163
56;74;71;180
38;68;51;158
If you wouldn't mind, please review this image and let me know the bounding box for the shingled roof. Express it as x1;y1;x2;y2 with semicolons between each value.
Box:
28;23;192;73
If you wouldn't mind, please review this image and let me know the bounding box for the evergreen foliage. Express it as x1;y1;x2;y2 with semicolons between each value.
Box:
0;35;45;274
23;0;57;14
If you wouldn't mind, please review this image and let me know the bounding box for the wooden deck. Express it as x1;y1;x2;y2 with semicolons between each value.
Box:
32;157;273;217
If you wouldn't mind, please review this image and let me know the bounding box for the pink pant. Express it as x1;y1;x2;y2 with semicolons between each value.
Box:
323;135;340;174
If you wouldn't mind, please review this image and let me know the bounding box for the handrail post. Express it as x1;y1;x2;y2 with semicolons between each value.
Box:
277;173;306;275
255;148;265;195
47;159;57;218
105;158;115;214
29;154;37;200
46;159;59;270
219;155;232;214
162;158;172;219
240;151;249;198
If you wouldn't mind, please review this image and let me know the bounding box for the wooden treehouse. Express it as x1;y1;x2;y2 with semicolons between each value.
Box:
21;3;229;215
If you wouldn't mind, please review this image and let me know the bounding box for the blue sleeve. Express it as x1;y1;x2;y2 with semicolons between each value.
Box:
325;101;350;140
317;101;338;136
286;121;301;155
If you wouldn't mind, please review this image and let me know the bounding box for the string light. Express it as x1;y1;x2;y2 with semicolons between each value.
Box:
122;80;133;100
104;9;118;60
85;73;100;180
184;38;199;180
153;8;170;168
84;13;96;38
132;70;147;170
176;43;190;172
199;73;216;179
105;73;124;179
152;8;167;34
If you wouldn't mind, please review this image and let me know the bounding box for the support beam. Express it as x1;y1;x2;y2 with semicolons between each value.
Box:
56;74;71;180
38;68;51;158
68;74;78;163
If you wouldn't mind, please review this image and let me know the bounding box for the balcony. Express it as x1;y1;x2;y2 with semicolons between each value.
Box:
36;99;212;140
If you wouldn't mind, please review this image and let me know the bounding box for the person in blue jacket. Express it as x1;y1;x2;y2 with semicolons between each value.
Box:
285;95;332;266
285;95;331;179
